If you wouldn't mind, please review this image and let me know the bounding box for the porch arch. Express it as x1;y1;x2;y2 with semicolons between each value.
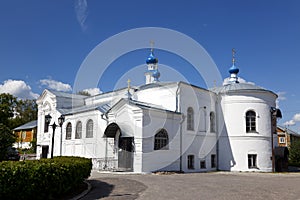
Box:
103;122;134;171
104;122;121;138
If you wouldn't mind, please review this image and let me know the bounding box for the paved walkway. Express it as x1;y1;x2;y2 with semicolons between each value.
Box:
81;171;300;200
81;176;146;200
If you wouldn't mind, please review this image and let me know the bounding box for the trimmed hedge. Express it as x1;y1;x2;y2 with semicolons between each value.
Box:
0;156;92;199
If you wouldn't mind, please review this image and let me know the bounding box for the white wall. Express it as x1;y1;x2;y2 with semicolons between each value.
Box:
141;109;181;172
218;91;276;172
61;110;106;159
134;83;178;111
179;83;218;172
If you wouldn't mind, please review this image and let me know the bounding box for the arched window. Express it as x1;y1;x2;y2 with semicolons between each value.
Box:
66;122;72;140
246;110;256;132
86;119;93;138
187;107;194;130
75;121;82;139
210;112;216;133
154;129;169;150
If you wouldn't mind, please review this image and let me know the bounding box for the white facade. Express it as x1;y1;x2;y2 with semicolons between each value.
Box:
36;50;279;173
215;88;277;172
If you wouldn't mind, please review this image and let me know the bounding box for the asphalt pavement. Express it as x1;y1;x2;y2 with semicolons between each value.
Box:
80;170;300;200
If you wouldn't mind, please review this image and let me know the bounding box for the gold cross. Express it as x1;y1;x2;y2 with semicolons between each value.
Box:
232;48;236;64
127;79;131;91
150;40;155;52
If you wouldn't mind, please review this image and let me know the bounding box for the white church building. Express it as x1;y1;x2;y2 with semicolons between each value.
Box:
36;49;280;173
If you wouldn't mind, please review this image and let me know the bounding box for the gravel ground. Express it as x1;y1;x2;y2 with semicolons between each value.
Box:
82;171;300;200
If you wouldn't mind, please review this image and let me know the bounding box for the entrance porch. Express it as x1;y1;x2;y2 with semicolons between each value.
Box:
96;123;134;172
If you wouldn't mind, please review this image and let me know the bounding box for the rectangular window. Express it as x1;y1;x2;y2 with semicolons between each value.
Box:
200;160;206;169
211;154;216;168
187;107;194;131
21;131;26;140
279;137;286;144
210;112;216;133
246;111;256;133
187;155;194;169
248;154;257;169
246;121;256;132
44;117;49;133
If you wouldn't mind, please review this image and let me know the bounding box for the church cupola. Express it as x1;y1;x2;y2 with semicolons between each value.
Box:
152;69;160;82
146;51;158;65
228;48;239;83
145;42;160;84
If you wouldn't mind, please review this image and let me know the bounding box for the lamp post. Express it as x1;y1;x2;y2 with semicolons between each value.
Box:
45;114;65;159
270;107;282;172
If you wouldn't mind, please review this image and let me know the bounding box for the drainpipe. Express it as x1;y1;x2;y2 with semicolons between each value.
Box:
179;114;185;172
212;93;222;171
101;113;109;169
215;97;219;170
175;82;180;112
270;107;277;173
176;82;185;172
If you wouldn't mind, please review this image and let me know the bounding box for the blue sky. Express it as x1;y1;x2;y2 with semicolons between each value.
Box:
0;0;299;130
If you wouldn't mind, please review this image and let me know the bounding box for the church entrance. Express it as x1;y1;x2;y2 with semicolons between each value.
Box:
118;137;134;171
41;145;49;158
104;123;134;172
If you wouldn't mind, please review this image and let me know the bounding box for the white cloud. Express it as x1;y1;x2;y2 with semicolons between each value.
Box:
276;91;286;108
282;113;300;127
283;120;296;126
223;77;255;85
0;79;39;99
40;79;72;92
293;113;300;122
82;88;102;96
277;92;286;101
75;0;88;31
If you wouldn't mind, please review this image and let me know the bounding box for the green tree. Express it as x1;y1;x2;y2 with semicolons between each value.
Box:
0;93;37;159
289;140;300;166
0;93;17;126
77;90;91;96
10;99;37;128
0;94;18;160
0;123;16;161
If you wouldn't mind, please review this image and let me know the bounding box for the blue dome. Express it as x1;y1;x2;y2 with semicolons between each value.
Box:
146;52;158;64
229;64;239;74
152;70;160;79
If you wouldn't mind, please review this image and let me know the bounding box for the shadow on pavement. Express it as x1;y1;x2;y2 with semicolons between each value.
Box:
81;177;147;200
81;179;114;200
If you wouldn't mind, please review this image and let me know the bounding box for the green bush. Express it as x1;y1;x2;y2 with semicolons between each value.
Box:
289;140;300;166
0;156;92;199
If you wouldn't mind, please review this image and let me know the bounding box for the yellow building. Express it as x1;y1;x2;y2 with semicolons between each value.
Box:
277;125;300;147
13;120;37;149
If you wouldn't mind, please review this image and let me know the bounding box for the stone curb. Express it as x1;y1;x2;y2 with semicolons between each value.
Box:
69;180;92;200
